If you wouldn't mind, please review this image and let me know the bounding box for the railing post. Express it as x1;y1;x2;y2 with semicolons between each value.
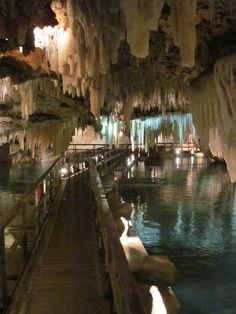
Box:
104;152;108;174
34;183;40;236
0;229;8;312
21;205;29;261
43;179;47;212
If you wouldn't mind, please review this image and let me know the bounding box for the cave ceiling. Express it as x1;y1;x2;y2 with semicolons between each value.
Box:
0;0;236;119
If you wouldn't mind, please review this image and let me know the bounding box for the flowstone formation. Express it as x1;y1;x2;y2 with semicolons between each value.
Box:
189;51;236;182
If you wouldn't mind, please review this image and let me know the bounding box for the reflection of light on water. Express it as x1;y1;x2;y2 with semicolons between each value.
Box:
132;202;161;246
127;157;131;166
175;157;180;168
191;156;194;164
127;167;135;179
186;169;194;187
151;167;160;179
120;157;236;314
124;157;235;251
174;202;183;236
175;148;181;155
189;210;195;236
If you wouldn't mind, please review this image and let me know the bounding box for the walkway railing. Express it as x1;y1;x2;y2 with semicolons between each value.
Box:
67;143;109;157
90;159;147;314
154;141;196;152
0;147;129;312
0;157;65;312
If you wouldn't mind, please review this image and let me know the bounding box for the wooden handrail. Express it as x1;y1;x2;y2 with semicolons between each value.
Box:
89;159;147;314
69;143;109;146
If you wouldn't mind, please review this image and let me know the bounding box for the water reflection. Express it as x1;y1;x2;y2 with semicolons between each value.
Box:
0;162;51;216
119;157;236;314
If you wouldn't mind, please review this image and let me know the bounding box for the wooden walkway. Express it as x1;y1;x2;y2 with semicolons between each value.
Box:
20;173;108;314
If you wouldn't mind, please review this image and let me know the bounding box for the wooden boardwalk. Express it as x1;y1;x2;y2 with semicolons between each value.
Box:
21;173;108;314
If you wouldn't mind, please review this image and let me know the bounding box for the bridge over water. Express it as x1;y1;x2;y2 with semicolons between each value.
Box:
0;146;149;314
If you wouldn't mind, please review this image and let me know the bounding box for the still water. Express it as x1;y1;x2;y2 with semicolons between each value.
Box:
0;162;52;217
119;156;236;314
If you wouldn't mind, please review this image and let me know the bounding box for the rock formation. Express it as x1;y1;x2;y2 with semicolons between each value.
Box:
0;0;236;178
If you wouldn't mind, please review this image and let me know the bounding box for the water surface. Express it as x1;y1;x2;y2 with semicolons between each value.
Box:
0;162;52;217
119;156;236;314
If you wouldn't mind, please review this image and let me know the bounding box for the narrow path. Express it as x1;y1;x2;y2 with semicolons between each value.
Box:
25;173;108;314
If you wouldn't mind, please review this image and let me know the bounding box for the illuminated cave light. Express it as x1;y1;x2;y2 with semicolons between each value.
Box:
34;26;57;49
131;113;196;153
100;114;196;153
34;25;70;74
101;116;124;147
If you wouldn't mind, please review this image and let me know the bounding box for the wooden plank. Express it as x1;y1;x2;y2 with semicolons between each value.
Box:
9;174;109;314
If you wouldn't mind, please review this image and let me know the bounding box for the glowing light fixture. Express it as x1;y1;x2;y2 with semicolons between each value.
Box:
34;25;68;49
34;26;55;49
60;167;68;175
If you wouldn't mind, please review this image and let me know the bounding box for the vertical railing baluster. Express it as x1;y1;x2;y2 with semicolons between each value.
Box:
43;179;47;213
34;187;39;234
21;205;29;262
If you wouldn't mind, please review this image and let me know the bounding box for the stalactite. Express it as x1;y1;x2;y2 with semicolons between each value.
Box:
101;116;124;146
0;76;65;121
120;0;164;58
130;113;195;153
33;0;128;117
170;0;197;67
0;78;14;103
8;118;78;159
